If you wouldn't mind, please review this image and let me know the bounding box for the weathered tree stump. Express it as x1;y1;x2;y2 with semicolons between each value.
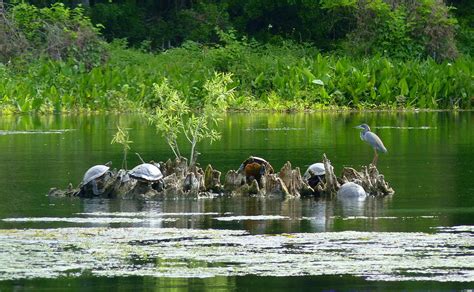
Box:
322;154;340;195
163;157;188;179
204;165;222;192
223;170;246;193
262;174;290;197
278;162;306;197
340;165;394;196
162;173;184;197
183;172;200;196
49;154;394;199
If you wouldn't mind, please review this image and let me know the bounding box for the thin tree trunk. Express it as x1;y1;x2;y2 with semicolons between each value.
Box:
168;140;179;159
123;149;128;170
174;139;182;158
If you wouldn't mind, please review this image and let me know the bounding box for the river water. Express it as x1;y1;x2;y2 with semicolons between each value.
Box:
0;112;472;290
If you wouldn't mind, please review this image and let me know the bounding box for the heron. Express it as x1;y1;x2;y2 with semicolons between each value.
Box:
355;124;387;165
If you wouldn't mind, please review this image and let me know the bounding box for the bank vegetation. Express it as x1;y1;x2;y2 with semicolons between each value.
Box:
0;1;472;113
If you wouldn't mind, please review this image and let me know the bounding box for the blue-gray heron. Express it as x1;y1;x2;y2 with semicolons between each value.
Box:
355;124;387;165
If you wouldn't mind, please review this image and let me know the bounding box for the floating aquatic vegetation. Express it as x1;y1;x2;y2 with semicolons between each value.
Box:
2;217;177;224
214;215;289;221
0;129;75;135
334;215;438;221
0;226;472;282
434;225;474;233
77;212;220;218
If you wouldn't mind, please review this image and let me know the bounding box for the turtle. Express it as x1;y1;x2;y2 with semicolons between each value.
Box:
303;163;325;179
81;164;112;196
129;163;163;182
303;162;331;189
238;156;274;183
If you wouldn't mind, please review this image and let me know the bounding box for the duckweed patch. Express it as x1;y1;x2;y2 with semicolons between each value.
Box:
0;226;472;282
213;215;290;221
2;217;177;224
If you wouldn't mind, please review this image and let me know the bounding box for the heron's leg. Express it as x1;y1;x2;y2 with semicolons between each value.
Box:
372;148;378;165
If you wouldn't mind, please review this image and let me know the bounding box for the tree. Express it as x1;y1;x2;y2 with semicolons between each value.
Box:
148;72;234;166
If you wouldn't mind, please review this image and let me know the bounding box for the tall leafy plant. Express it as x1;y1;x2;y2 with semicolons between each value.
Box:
111;125;133;170
148;72;234;166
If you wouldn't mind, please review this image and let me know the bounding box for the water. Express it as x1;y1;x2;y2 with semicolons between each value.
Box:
0;112;473;290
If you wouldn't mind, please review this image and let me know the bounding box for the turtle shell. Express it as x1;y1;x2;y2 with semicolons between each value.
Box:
82;165;110;185
240;156;274;174
129;163;163;182
244;162;264;178
304;162;325;179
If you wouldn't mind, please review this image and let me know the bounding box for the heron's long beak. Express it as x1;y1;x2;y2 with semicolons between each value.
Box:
354;125;363;129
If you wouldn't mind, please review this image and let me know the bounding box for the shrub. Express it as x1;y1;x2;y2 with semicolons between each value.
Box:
0;3;107;68
324;0;458;61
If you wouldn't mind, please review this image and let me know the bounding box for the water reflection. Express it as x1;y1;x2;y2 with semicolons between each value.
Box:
0;111;471;231
39;195;404;233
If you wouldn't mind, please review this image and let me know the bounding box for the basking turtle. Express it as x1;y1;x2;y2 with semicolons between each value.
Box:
81;163;112;196
129;163;163;181
129;163;165;191
238;156;274;183
303;162;326;188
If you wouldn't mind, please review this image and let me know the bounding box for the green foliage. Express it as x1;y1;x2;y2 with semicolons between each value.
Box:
0;39;472;114
448;0;474;55
89;3;146;45
111;125;133;170
1;2;106;67
148;73;234;165
174;2;232;44
6;0;469;60
148;79;188;159
326;0;459;61
88;1;231;50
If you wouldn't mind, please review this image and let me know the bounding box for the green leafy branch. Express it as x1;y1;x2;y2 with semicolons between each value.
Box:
111;125;133;170
148;72;234;166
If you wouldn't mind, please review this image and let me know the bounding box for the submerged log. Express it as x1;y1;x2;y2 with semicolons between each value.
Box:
49;154;394;199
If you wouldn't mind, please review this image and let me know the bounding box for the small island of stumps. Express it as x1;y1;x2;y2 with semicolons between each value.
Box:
49;154;394;200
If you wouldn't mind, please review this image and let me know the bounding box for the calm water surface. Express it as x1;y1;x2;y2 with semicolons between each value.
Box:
0;112;472;290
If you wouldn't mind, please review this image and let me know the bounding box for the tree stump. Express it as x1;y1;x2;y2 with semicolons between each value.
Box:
204;164;222;192
49;154;394;199
278;161;304;197
322;154;340;195
263;174;290;197
224;170;246;193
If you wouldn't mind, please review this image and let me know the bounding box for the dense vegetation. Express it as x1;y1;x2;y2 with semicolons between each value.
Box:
0;0;472;112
